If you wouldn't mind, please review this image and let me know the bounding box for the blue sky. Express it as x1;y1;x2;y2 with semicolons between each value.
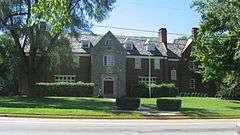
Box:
92;0;200;42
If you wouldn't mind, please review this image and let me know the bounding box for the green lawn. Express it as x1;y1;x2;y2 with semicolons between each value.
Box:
0;97;138;117
0;96;240;118
141;97;240;116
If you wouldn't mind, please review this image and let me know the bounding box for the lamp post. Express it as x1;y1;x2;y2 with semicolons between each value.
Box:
148;52;151;98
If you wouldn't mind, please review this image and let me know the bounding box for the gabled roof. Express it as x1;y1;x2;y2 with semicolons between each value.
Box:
66;32;190;58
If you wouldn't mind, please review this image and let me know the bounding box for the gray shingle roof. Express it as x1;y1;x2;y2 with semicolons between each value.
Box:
67;33;189;58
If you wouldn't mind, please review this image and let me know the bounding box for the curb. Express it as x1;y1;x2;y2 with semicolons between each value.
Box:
1;114;240;120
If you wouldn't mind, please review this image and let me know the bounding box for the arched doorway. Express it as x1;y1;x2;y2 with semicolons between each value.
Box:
103;76;114;96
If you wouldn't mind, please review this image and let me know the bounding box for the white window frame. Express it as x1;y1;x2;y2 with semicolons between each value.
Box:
189;60;196;70
154;58;160;69
124;42;134;50
105;39;111;45
81;40;91;48
189;78;196;89
138;76;157;84
171;70;177;81
103;55;114;67
54;75;76;82
134;58;141;69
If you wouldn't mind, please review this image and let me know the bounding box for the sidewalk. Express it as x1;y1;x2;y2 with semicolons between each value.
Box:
139;106;184;116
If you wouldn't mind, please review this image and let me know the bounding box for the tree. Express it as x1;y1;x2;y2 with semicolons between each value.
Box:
0;0;116;96
192;0;240;98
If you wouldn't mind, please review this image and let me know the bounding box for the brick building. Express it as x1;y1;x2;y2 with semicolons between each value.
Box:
19;28;214;97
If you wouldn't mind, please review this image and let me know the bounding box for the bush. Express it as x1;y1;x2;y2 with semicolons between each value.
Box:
156;99;181;111
128;84;149;98
128;83;177;98
116;97;140;110
34;81;94;97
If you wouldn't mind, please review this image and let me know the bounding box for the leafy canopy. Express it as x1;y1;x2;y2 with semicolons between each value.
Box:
192;0;240;97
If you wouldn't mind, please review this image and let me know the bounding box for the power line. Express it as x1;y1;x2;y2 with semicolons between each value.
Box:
93;25;190;36
120;0;189;11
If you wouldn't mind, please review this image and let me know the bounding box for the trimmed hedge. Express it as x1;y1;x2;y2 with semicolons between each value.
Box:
129;83;177;98
34;81;94;97
156;99;182;111
116;97;140;110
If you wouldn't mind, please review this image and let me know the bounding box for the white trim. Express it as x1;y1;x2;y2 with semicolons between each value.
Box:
138;76;157;84
127;55;165;59
54;75;76;82
168;59;179;61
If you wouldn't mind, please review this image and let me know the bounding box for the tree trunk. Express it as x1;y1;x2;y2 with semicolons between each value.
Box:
27;50;37;97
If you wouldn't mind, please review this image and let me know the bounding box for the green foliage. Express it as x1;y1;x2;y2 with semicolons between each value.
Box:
129;83;177;98
0;0;116;96
216;72;240;99
34;82;94;97
156;99;182;111
116;97;140;110
192;0;240;96
0;35;22;87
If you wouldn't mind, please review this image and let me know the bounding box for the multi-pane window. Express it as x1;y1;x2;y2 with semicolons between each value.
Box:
54;75;76;82
135;58;141;69
138;76;157;84
189;60;196;70
103;55;114;67
171;70;177;81
189;78;196;89
154;58;160;69
105;39;111;45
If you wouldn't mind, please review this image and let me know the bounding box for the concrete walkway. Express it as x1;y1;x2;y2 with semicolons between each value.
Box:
107;98;183;116
138;106;184;116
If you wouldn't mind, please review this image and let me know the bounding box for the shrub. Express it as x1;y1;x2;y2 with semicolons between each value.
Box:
128;83;177;98
116;97;140;110
128;84;149;98
151;84;177;97
156;98;181;111
34;81;94;97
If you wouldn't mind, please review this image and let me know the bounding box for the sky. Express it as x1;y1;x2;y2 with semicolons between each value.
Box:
91;0;201;42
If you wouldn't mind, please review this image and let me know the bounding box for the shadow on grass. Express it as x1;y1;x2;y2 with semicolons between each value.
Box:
181;107;220;116
0;97;137;115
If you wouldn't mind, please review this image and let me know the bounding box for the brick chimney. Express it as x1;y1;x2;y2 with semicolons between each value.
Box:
192;27;198;40
159;28;167;46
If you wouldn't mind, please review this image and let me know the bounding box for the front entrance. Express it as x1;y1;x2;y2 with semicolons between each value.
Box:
104;81;113;95
103;76;114;96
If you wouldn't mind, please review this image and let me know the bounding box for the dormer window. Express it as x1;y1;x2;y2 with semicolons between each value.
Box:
105;39;111;45
145;44;156;51
81;40;91;48
124;42;134;50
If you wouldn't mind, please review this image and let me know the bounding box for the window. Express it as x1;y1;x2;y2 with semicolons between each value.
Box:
189;60;196;70
154;58;160;69
145;44;156;51
103;55;114;67
138;76;157;84
124;42;134;50
189;78;196;89
171;70;177;81
81;40;91;48
105;39;111;45
134;58;141;69
54;75;76;82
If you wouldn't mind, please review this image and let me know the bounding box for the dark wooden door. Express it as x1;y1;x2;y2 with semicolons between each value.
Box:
104;81;113;95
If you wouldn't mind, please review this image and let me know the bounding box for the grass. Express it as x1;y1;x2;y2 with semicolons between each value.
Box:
0;97;139;117
0;96;240;118
141;97;240;116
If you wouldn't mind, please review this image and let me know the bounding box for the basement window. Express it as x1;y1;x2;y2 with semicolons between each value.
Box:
54;75;76;83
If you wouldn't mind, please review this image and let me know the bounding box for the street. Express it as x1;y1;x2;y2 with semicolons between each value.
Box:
0;117;239;135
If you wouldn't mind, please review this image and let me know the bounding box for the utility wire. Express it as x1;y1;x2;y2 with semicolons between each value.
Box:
93;25;190;36
120;0;189;11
